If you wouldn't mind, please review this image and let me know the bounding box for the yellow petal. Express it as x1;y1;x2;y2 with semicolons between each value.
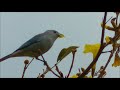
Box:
83;43;101;59
101;23;109;29
88;76;92;78
83;44;100;76
101;23;114;31
70;75;78;78
105;36;111;43
83;43;100;76
112;53;120;67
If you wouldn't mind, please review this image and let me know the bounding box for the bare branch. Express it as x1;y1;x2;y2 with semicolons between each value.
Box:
37;49;61;78
67;51;76;78
98;50;114;78
22;58;34;78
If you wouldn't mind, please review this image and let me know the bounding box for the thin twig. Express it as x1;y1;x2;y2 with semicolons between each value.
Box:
67;51;76;78
106;16;113;24
26;58;34;68
38;61;60;78
55;66;64;78
38;49;61;78
78;12;108;78
98;50;114;78
22;64;27;78
102;50;112;53
21;58;34;78
41;56;61;78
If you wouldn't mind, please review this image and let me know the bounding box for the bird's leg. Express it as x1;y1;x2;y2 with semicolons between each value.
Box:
35;57;44;63
38;49;47;65
36;56;46;65
31;50;44;62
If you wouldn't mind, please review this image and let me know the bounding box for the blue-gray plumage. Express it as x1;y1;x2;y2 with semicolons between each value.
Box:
0;30;64;62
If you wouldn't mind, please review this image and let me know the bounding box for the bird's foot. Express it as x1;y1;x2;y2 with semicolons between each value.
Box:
35;57;47;65
35;57;44;62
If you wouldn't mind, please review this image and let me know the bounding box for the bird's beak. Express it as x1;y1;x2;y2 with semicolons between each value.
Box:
58;34;64;38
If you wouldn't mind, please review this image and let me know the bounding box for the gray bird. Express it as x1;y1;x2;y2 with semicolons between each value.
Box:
0;30;64;62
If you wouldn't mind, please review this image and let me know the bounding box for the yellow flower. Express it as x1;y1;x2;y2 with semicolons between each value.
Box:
88;76;92;78
83;43;101;59
101;23;110;29
83;43;101;77
112;53;120;67
101;23;115;31
105;36;111;44
70;75;78;78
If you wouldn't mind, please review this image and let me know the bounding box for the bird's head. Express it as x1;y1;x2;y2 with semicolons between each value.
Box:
45;30;64;39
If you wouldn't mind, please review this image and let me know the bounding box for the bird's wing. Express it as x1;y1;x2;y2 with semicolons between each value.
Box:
14;33;44;52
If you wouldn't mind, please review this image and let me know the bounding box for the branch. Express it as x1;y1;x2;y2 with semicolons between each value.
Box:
101;12;107;45
66;50;76;78
102;50;112;53
22;64;27;78
37;49;61;78
22;58;34;78
26;58;34;68
106;16;113;24
55;65;64;78
98;14;120;78
78;12;108;78
98;50;114;78
116;12;119;26
38;61;60;78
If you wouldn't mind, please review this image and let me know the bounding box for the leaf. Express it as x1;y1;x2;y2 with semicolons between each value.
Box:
57;46;79;62
112;52;120;67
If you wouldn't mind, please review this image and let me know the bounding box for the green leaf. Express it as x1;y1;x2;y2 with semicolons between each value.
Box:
57;46;79;62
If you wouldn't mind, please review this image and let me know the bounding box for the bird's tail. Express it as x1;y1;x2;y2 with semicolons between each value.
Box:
0;54;13;62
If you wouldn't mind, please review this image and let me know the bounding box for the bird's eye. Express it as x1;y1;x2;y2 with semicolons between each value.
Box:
53;31;57;33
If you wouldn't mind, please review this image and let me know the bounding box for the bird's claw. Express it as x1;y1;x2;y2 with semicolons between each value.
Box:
35;57;44;62
35;57;47;66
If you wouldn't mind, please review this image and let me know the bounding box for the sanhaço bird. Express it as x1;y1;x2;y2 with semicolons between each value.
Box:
0;30;64;62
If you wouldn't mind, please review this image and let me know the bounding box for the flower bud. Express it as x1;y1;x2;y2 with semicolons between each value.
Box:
24;60;29;64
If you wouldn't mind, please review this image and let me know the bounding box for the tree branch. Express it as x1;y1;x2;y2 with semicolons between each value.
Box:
98;50;114;78
78;12;108;78
55;65;64;78
102;50;112;53
22;58;34;78
38;61;60;78
101;12;107;45
66;51;76;78
37;49;61;78
22;64;27;78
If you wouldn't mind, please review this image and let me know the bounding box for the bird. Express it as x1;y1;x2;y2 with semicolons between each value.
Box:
0;30;64;62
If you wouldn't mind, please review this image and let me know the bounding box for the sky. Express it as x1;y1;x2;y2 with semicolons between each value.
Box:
0;12;120;78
